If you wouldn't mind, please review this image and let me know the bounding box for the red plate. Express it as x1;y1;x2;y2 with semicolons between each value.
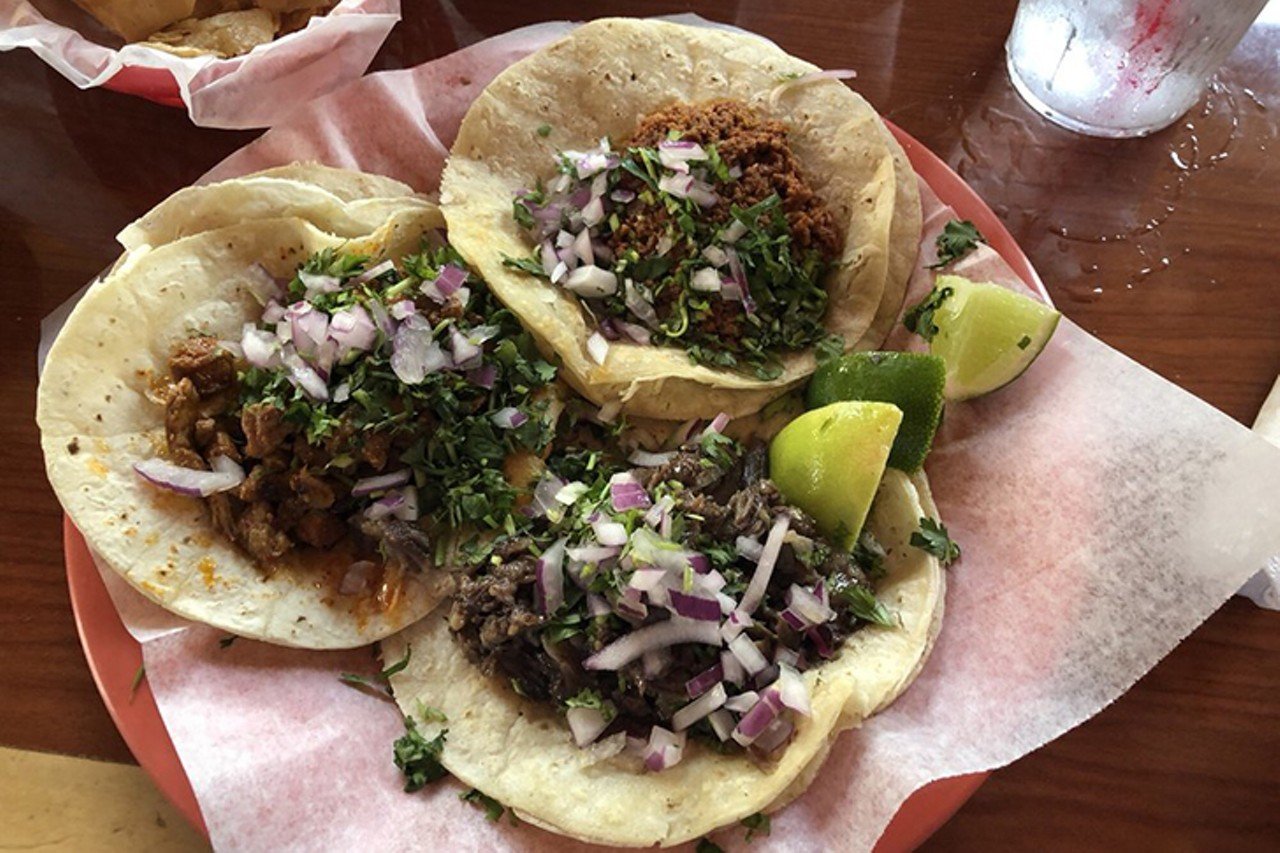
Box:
64;122;1047;849
101;65;185;108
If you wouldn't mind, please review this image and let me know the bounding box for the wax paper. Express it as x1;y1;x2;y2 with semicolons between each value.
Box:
0;0;399;129
38;19;1280;852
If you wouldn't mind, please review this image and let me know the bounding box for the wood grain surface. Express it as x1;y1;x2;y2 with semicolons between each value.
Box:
2;0;1277;848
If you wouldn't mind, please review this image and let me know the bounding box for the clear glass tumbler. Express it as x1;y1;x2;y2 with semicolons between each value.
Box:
1006;0;1268;137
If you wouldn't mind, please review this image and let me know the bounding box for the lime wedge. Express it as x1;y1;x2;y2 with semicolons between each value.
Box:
929;275;1060;401
806;352;946;472
769;402;902;549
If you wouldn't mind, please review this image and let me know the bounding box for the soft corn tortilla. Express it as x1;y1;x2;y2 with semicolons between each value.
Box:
441;18;899;420
384;468;944;846
38;199;453;649
858;124;922;349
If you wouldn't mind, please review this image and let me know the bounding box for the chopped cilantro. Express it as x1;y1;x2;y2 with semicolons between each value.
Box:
828;572;896;627
902;285;955;342
741;812;772;840
460;788;506;821
129;664;145;700
928;219;984;269
536;123;552;137
393;718;448;792
416;702;447;724
815;333;846;364
502;253;547;278
853;531;888;580
911;517;961;566
340;646;412;694
564;688;616;722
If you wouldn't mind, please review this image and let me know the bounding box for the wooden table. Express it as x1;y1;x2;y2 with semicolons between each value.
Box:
3;0;1278;848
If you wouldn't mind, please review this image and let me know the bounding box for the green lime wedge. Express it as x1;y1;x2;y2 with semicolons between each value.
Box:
806;352;946;472
769;401;902;549
929;275;1060;401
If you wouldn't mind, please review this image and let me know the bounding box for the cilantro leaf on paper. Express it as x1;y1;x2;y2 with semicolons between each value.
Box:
902;285;955;342
911;517;961;566
928;219;985;269
340;646;412;695
460;788;506;822
741;812;772;840
393;718;448;792
129;664;146;700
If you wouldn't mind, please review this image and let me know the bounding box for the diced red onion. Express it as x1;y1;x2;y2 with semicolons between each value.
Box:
685;178;718;208
690;267;722;293
565;266;618;298
708;709;736;742
716;592;736;615
241;326;280;369
536;538;566;614
531;474;567;520
567;544;620;564
586;331;609;365
735;535;763;561
655;233;675;257
328;305;377;353
434;264;468;296
572;229;595;266
643;494;673;529
610;188;636;204
687;553;710;574
739;515;790;615
672;683;727;732
298;270;341;296
584;618;722;671
615;320;651;345
364;486;417;521
774;646;801;667
566;706;609;747
367;299;393;335
134;455;244;497
788;584;835;626
391;318;446;384
592;519;629;547
586;593;611;617
686;662;725;698
289;304;329;357
491;407;529;429
283;352;328;401
754;663;780;688
627;567;667;593
609;473;651;511
751;717;795;754
729;634;769;676
724;690;759;714
389;300;417;320
351;468;411;497
554;481;589;505
780;609;806;631
597;317;621;342
721;650;746;685
732;694;780;746
449;326;483;370
261;299;286;324
721;610;753;642
629;449;675;468
624;279;660;328
721;220;748;244
581;197;605;228
701;245;729;267
643;726;685;772
466;363;497;389
332;381;351;404
773;663;812;716
705;412;731;435
807;625;834;658
657;173;694;199
339;560;375;595
668;590;720;622
614;588;648;622
393;485;419;521
352;259;395;285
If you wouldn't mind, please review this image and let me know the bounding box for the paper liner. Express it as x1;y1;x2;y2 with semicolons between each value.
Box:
0;0;399;129
38;18;1280;851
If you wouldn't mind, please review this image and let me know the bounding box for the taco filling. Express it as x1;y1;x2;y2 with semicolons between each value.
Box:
140;243;559;599
507;100;845;380
447;423;890;768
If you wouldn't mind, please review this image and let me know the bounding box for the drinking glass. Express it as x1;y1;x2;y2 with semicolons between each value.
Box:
1006;0;1269;137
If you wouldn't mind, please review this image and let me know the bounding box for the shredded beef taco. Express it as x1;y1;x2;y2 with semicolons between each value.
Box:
384;422;944;846
38;172;570;648
441;18;904;420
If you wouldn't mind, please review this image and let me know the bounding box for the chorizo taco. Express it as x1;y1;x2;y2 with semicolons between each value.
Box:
441;18;911;420
384;419;945;846
37;170;566;648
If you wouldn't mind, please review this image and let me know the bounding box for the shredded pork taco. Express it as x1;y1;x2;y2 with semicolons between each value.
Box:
38;168;569;648
442;18;911;420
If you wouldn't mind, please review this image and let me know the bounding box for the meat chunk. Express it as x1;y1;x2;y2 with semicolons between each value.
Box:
169;336;236;396
290;469;336;509
164;377;201;451
295;511;346;548
237;502;292;561
241;403;292;458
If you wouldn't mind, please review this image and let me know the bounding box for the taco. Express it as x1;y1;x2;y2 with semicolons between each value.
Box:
37;169;566;648
384;423;945;846
441;18;908;420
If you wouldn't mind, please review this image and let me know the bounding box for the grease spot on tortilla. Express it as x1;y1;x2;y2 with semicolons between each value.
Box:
87;458;109;478
198;556;218;590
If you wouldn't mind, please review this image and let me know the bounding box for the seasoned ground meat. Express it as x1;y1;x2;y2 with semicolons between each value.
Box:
169;336;236;396
613;99;842;263
295;511;346;548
